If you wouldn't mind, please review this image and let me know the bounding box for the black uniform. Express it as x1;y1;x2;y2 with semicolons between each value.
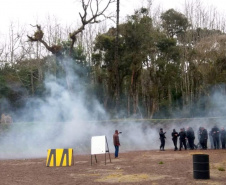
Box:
172;129;179;151
211;126;220;149
179;129;187;150
220;129;226;149
186;127;195;150
209;130;214;149
159;129;166;151
200;128;208;149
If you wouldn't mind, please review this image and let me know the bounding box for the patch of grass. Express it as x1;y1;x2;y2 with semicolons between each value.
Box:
159;161;164;164
218;167;225;171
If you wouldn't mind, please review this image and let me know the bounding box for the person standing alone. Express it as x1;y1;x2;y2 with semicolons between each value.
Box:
159;128;166;151
113;130;120;158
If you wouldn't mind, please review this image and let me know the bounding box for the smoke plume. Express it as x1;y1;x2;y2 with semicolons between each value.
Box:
0;59;226;159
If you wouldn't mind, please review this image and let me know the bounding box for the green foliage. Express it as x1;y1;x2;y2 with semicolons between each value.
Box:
0;75;9;98
161;9;190;38
61;40;87;66
156;37;176;52
1;7;226;120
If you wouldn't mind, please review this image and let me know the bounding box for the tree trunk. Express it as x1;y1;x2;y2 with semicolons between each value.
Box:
30;69;34;96
127;93;130;117
168;84;172;115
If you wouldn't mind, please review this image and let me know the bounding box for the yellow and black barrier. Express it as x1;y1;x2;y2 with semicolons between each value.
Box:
46;148;74;167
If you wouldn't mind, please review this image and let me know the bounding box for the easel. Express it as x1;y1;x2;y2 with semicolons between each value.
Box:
91;136;111;165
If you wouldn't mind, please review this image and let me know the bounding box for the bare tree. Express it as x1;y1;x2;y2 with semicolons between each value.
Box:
7;22;24;63
0;44;4;59
27;0;116;56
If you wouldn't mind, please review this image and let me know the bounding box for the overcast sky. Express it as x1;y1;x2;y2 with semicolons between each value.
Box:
0;0;225;36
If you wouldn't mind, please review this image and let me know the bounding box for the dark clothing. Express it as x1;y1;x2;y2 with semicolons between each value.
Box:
179;131;187;150
197;128;202;149
220;130;226;149
172;131;179;150
179;131;187;140
160;139;165;150
209;131;214;149
113;134;120;146
113;133;120;157
159;131;166;151
211;126;220;149
200;129;208;149
186;128;195;149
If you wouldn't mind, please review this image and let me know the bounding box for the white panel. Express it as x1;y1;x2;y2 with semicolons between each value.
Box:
91;135;106;155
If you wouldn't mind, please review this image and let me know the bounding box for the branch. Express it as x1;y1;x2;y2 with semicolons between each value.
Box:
27;0;115;56
69;0;115;51
27;25;62;54
27;25;43;41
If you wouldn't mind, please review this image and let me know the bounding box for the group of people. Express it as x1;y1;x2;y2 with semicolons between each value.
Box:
112;126;226;158
159;126;226;151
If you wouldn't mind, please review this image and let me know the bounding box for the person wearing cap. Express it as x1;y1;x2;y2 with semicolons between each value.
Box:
113;130;120;158
159;128;166;151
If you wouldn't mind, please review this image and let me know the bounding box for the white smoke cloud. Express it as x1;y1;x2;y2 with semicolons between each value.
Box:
0;59;226;159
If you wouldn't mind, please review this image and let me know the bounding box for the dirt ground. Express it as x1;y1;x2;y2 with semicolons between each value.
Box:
0;149;226;185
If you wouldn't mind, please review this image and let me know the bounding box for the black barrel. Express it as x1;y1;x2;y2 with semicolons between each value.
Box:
193;154;210;179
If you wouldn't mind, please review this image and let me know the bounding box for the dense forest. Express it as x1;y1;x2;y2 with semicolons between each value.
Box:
1;1;226;121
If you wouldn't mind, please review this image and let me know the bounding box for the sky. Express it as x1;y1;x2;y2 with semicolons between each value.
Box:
0;0;226;36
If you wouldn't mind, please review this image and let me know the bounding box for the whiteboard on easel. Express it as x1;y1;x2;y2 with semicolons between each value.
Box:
91;135;106;155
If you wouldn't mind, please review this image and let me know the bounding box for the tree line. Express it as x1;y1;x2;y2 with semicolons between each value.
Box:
1;1;226;120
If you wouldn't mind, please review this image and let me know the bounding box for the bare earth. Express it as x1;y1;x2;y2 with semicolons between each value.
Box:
0;149;226;185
